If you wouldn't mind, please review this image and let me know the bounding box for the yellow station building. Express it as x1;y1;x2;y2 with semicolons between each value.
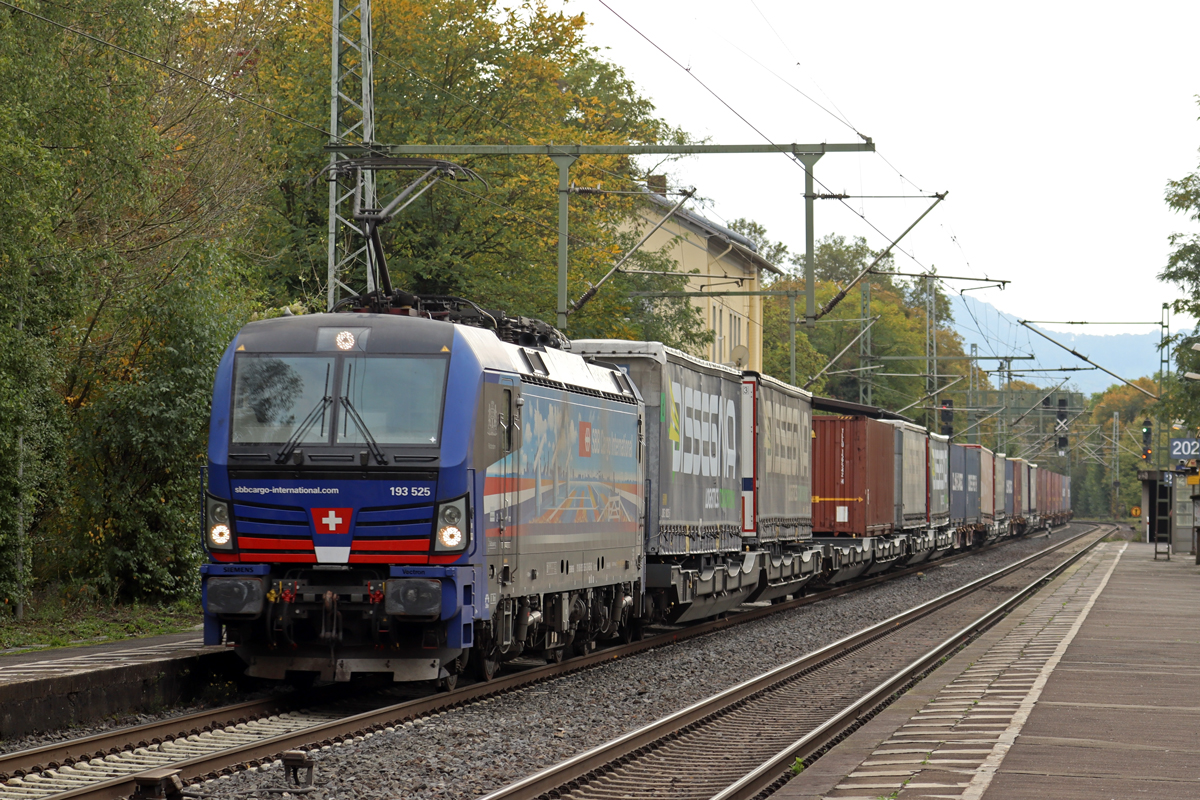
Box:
636;189;783;372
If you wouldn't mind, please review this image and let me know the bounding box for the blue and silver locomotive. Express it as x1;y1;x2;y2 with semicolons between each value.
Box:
201;302;644;686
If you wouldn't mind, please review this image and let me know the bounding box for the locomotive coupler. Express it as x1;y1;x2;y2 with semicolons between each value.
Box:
320;590;343;643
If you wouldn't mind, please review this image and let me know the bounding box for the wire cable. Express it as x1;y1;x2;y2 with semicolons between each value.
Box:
597;2;935;271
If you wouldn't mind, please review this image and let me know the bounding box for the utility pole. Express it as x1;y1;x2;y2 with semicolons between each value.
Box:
925;274;938;418
859;281;871;405
789;293;797;385
969;343;978;444
552;154;577;329
797;153;821;329
326;0;377;310
1159;303;1170;469
1112;411;1120;520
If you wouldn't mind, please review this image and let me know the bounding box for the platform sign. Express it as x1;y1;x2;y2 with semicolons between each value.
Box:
1169;438;1200;459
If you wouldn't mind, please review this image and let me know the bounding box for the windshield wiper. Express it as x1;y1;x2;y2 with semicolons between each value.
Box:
275;396;332;464
339;397;388;465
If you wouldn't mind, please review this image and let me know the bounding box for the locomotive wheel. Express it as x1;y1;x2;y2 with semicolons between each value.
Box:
471;644;501;682
437;651;468;692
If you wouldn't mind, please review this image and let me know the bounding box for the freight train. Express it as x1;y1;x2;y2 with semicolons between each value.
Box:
199;300;1071;688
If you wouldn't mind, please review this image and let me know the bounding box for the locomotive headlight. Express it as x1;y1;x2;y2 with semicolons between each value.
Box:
206;496;234;550
209;524;232;547
432;494;469;552
437;525;463;548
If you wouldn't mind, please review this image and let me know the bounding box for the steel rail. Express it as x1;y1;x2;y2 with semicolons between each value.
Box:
713;522;1112;800
4;524;1079;800
0;687;371;781
0;528;1041;782
478;524;1105;800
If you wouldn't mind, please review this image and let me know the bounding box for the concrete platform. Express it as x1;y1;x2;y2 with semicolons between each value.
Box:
775;539;1200;799
0;632;237;740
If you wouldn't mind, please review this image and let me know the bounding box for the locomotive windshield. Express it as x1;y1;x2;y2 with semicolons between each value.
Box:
338;356;447;444
231;356;335;444
230;353;447;446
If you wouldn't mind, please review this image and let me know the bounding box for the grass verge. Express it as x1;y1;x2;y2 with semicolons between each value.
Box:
0;595;202;654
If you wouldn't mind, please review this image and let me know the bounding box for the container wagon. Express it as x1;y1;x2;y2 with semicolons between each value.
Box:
915;433;951;562
572;340;753;622
963;444;995;546
1027;463;1040;529
739;371;822;601
812;415;896;581
1011;457;1026;535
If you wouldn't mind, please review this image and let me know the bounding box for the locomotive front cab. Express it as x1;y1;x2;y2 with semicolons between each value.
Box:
201;313;485;684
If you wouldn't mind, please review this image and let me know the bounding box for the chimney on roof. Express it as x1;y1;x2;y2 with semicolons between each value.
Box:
647;175;667;196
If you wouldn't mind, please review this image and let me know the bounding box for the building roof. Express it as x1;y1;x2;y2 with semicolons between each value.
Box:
645;192;784;276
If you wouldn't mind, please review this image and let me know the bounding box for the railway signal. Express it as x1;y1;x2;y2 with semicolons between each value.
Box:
940;398;954;437
1057;398;1068;455
1142;419;1153;461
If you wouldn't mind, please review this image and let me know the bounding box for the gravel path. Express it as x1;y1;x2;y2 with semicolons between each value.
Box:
174;524;1094;800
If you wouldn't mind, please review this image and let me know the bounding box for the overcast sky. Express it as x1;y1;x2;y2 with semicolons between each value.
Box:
566;0;1200;347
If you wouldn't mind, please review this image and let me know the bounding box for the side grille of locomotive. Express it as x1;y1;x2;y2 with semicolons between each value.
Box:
232;502;315;562
349;503;435;563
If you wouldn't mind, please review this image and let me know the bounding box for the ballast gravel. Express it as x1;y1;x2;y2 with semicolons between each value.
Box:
174;525;1092;800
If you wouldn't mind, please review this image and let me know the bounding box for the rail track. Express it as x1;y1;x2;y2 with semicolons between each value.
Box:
0;525;1094;800
481;523;1112;800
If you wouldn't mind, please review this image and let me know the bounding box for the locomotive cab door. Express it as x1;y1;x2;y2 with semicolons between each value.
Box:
498;377;520;589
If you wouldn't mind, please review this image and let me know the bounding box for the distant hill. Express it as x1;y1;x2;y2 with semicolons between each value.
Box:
947;295;1173;396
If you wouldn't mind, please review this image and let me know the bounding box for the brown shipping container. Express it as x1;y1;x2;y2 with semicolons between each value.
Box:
813;416;895;536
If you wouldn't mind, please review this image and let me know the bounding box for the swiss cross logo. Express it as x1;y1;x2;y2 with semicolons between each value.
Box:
579;421;592;457
311;507;352;534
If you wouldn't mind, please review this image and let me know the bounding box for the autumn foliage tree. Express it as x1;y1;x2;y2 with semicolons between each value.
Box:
198;0;708;345
0;0;264;603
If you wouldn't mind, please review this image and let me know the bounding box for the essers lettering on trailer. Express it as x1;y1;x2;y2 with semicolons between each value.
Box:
667;380;737;478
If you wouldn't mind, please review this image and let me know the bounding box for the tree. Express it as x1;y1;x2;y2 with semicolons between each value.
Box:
1065;378;1159;519
1162;97;1200;321
745;228;971;424
0;0;268;603
727;218;791;267
217;0;707;348
1160;103;1200;433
